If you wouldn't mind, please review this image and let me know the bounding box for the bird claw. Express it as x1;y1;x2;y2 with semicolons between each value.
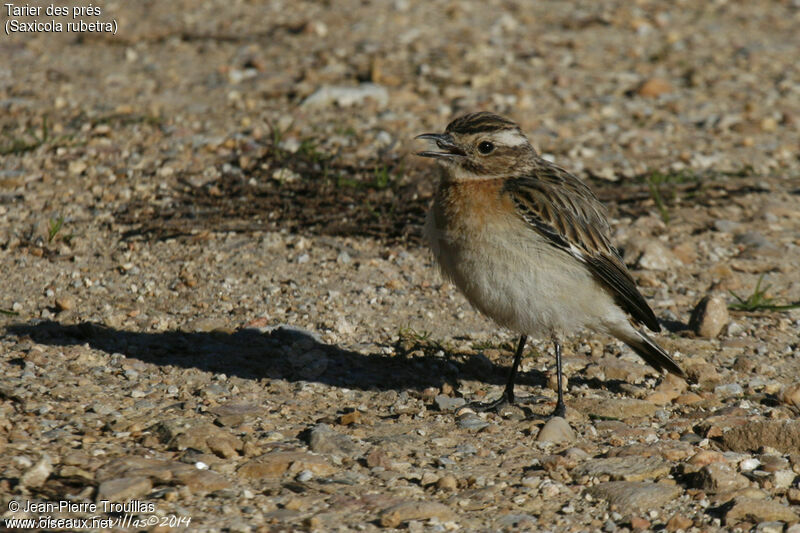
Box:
467;391;550;413
551;401;567;418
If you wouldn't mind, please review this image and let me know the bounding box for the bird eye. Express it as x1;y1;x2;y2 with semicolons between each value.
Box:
477;141;495;155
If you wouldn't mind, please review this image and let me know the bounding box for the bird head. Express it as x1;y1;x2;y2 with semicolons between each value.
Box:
416;112;536;180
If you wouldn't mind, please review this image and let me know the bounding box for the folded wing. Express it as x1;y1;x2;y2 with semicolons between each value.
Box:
503;163;661;332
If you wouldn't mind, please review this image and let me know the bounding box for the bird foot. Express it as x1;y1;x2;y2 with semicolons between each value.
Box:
467;391;549;413
551;401;567;419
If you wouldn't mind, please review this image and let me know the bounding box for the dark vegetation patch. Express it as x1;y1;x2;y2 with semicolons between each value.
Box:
115;138;766;244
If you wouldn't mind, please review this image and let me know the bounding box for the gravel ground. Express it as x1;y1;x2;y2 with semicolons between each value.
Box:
2;1;800;532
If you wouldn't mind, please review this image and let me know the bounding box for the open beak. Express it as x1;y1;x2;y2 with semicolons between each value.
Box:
415;133;466;159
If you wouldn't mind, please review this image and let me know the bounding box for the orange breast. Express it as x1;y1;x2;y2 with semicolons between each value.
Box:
434;179;515;237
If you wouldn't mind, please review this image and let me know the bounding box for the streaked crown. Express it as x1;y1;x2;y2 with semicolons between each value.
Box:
445;112;520;135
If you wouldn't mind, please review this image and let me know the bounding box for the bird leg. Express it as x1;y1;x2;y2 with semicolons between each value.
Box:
551;337;567;418
468;335;548;412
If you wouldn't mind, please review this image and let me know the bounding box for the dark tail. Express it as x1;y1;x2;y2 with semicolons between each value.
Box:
621;329;685;377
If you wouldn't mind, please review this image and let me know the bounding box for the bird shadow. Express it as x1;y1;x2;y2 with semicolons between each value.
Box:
4;320;546;396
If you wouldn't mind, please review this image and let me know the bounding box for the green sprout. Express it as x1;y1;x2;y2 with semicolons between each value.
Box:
729;274;800;312
48;216;65;243
646;174;670;224
397;326;432;343
373;165;391;190
643;170;701;224
0;116;49;155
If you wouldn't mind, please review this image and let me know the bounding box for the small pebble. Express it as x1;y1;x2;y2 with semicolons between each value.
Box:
456;413;490;431
436;474;457;491
740;458;761;472
55;296;74;311
779;383;800;409
537;417;575;444
434;394;466;411
689;295;729;338
714;383;743;397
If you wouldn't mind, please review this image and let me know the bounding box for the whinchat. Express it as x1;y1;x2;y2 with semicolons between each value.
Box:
416;112;684;417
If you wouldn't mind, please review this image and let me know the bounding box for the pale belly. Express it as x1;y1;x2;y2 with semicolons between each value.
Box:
425;209;623;337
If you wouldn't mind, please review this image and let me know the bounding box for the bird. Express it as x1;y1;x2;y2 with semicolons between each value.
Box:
415;111;684;417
